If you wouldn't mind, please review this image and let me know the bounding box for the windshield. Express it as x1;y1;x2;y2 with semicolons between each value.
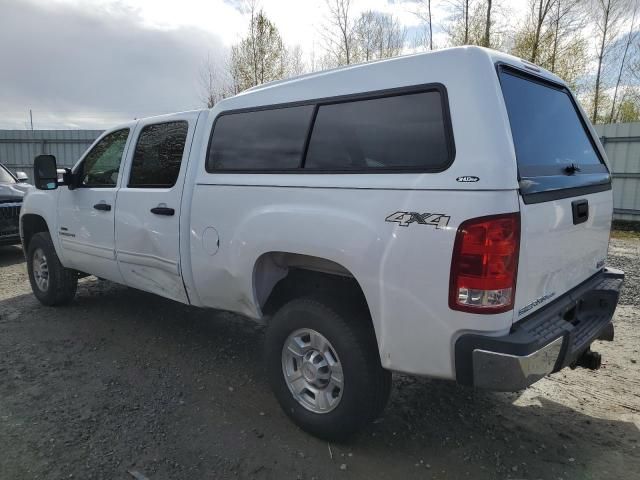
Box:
499;68;605;178
0;165;17;184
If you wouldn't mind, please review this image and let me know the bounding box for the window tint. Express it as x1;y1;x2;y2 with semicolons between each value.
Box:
80;129;129;187
500;70;602;174
129;121;188;188
305;91;450;170
208;105;314;170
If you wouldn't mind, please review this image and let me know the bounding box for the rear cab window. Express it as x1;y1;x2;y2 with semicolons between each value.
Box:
498;66;610;204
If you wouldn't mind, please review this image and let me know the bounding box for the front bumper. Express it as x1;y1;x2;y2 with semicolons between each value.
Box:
1;202;21;245
455;267;624;391
0;232;21;246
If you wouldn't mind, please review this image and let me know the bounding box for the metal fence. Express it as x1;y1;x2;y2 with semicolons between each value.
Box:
1;125;639;221
0;130;102;180
595;123;640;222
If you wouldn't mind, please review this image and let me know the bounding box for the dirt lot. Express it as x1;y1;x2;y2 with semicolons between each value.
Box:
1;239;639;480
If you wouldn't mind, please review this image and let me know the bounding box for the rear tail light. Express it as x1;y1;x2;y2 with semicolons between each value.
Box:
449;213;520;313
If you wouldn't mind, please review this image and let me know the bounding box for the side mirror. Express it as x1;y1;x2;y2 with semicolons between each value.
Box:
33;154;58;190
15;171;29;183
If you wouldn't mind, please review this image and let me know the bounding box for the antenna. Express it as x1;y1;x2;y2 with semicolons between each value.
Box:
29;109;34;131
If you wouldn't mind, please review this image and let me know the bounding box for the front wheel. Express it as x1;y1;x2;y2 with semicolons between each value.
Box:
265;297;391;440
26;232;77;306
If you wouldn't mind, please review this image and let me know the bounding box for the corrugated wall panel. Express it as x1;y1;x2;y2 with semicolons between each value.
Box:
0;129;102;180
595;122;640;221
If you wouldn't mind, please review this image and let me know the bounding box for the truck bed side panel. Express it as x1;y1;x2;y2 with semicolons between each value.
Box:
189;183;519;379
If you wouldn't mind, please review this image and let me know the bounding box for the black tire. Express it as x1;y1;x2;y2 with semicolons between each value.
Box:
26;232;77;306
265;297;391;440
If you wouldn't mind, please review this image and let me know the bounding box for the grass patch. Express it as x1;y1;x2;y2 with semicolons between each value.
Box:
611;220;640;239
611;229;640;240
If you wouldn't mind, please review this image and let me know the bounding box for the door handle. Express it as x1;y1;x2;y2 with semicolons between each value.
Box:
150;206;175;216
93;203;111;211
571;199;589;225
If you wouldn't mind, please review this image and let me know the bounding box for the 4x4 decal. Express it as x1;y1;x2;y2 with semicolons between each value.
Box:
385;211;450;229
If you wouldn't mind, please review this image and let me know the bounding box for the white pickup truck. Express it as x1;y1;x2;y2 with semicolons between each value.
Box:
21;47;623;439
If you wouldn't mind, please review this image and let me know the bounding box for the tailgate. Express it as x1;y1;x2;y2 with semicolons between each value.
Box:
516;191;611;319
498;65;613;321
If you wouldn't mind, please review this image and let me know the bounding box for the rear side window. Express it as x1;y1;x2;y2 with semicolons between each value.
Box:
305;91;451;171
499;69;605;177
206;86;454;173
208;106;314;170
129;121;188;188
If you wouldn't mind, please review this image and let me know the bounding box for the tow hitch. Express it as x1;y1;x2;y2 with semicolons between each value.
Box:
570;322;614;371
572;349;602;370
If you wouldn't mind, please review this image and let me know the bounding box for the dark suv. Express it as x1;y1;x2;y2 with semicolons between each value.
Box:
1;163;30;246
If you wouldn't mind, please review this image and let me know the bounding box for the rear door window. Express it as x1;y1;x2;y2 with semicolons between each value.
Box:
129;121;188;188
500;68;607;175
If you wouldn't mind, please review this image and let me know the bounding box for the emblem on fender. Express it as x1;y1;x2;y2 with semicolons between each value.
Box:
385;211;450;229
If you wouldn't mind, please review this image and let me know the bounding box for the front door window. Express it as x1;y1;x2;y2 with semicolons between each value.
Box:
79;129;129;187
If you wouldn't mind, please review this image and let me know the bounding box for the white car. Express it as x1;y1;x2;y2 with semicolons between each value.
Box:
21;46;624;439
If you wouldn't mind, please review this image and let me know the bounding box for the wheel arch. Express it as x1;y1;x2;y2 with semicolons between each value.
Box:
253;251;382;352
20;213;50;251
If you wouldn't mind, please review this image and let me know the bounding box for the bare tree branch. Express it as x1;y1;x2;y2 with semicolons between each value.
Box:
609;3;639;122
199;52;234;108
483;0;493;47
413;0;434;50
324;0;356;66
591;0;631;123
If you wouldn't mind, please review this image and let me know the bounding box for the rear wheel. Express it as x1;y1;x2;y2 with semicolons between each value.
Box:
265;297;391;440
26;232;77;306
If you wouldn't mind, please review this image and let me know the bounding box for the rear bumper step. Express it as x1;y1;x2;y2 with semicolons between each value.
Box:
455;267;624;391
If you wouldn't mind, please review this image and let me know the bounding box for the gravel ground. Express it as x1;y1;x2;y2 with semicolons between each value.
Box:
1;239;639;480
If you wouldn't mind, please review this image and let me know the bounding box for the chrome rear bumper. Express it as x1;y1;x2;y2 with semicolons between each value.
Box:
472;337;563;391
455;268;624;391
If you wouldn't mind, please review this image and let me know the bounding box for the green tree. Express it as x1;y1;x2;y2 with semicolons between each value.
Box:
617;97;640;122
230;4;287;92
511;0;587;88
511;0;557;63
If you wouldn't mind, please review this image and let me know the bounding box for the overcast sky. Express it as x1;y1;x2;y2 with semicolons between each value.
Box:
0;0;529;130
